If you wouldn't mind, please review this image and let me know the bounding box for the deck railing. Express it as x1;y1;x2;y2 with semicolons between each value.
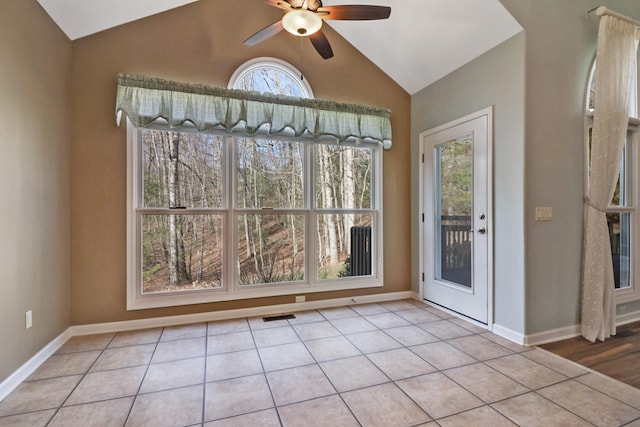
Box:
440;215;472;270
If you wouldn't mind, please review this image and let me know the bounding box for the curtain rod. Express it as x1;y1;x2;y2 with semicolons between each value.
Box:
586;5;640;27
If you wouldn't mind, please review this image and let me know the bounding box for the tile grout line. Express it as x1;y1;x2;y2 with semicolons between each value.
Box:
356;306;547;424
248;316;284;427
5;300;640;426
290;307;366;426
390;322;499;423
201;322;209;426
322;305;508;424
539;376;640;424
120;327;165;427
526;387;599;426
274;304;481;424
45;333;121;426
524;347;640;414
0;306;484;420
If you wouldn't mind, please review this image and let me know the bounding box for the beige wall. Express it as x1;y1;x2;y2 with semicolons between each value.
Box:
69;0;411;325
0;1;72;382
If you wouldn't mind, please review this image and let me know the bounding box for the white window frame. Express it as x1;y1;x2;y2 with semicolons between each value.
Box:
228;57;314;98
584;58;640;304
126;59;383;310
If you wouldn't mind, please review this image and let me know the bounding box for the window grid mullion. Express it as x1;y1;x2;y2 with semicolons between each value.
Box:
228;135;237;293
307;142;316;285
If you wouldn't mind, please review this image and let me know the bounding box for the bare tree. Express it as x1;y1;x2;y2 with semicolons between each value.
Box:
318;144;339;265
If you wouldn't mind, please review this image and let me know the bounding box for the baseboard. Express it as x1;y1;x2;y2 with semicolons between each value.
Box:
522;310;640;346
0;291;416;400
492;323;526;346
71;291;418;336
524;324;581;346
616;309;640;326
0;328;73;401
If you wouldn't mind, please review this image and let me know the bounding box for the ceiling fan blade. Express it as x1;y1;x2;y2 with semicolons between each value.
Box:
309;30;334;59
264;0;292;11
318;5;391;20
244;20;284;46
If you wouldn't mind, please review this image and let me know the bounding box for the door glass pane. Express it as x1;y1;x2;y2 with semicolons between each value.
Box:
608;212;631;289
434;135;472;288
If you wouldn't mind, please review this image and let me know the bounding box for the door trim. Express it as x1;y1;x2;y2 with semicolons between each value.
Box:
418;106;494;329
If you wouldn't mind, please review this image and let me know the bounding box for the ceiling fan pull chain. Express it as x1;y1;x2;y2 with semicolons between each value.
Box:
300;36;305;81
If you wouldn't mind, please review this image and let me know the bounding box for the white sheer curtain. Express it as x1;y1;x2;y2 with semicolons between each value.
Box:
581;16;638;342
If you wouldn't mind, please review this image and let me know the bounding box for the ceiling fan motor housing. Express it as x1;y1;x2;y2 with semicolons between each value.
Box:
282;9;323;36
245;0;391;60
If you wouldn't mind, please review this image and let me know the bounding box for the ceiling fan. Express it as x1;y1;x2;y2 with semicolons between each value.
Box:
244;0;391;60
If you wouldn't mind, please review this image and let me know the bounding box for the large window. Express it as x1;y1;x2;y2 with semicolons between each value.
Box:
127;59;383;309
585;60;640;302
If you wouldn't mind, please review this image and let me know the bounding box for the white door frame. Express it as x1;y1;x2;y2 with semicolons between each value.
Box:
418;106;494;329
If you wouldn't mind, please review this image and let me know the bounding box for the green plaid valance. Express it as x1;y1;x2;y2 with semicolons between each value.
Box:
115;74;392;148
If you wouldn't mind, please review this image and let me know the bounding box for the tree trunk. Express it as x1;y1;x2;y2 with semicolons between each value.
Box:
167;132;181;285
342;148;355;251
319;145;339;264
242;144;252;259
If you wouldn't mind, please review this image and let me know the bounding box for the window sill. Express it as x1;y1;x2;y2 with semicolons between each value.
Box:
126;279;383;311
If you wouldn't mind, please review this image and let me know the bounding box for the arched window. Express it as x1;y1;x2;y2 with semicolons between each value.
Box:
229;57;313;98
125;59;383;309
585;58;640;301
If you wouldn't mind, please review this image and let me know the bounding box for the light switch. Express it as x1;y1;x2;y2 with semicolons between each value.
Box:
535;207;553;221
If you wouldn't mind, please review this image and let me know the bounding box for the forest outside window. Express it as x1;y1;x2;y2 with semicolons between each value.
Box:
124;60;385;309
128;127;382;309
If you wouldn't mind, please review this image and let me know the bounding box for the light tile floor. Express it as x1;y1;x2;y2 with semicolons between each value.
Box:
2;299;640;426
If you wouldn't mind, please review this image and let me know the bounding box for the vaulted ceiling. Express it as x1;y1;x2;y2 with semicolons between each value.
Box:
36;0;522;94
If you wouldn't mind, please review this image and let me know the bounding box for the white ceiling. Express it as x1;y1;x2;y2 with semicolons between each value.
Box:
36;0;522;95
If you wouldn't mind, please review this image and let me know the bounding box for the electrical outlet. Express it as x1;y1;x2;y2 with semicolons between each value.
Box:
295;295;305;303
25;310;32;329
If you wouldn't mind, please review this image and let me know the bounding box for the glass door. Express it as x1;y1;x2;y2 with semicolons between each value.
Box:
421;109;491;324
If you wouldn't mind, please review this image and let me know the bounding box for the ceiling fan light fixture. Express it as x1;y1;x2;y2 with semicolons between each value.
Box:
282;9;322;36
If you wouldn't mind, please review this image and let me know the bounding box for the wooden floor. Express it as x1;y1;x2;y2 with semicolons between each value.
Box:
540;321;640;389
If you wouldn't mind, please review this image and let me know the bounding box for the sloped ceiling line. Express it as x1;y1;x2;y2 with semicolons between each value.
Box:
36;0;522;94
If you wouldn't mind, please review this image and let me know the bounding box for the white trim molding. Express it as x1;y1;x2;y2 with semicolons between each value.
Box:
524;325;581;347
617;309;640;326
523;309;640;346
76;291;417;336
126;122;386;311
0;329;73;401
492;323;526;346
